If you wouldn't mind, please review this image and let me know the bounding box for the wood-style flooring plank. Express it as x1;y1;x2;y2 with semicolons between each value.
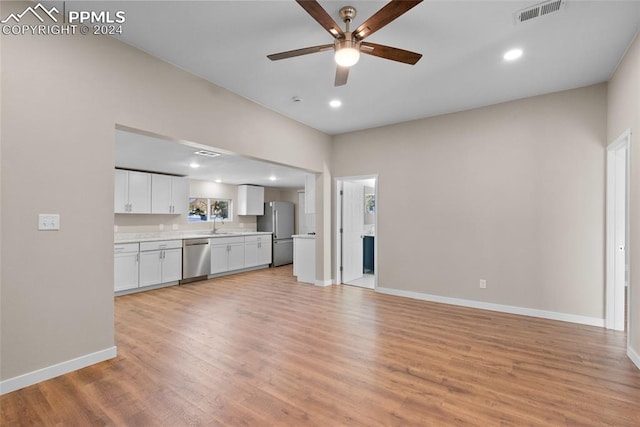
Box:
2;265;640;426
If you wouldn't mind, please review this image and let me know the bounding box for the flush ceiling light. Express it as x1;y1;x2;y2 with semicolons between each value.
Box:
504;48;523;61
269;176;277;181
189;162;200;168
329;99;342;108
215;179;222;183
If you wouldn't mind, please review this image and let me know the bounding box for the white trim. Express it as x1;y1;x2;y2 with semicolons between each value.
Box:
376;287;605;328
315;279;333;287
628;345;640;371
0;346;117;395
606;129;631;330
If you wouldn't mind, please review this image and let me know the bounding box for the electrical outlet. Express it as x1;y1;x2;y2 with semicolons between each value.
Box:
159;224;164;231
38;214;60;231
479;279;487;289
172;224;179;230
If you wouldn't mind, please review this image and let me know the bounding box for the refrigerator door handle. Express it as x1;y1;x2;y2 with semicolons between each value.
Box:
274;210;279;239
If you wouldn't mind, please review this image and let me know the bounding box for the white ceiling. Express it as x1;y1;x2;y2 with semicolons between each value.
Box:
73;0;640;135
82;1;638;187
115;129;311;188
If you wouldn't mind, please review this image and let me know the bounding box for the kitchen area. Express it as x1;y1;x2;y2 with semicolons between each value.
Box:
113;128;317;295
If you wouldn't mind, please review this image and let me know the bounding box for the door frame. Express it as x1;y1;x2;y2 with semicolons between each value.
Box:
335;174;378;288
606;129;631;331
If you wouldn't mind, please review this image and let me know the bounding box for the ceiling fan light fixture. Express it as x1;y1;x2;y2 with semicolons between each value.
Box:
334;41;360;67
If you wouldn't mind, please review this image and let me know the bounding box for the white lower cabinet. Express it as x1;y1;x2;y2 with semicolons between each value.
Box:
138;240;183;287
210;236;245;274
245;235;272;268
114;243;139;292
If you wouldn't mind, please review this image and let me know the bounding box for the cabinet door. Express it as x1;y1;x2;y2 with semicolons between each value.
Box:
228;243;245;271
114;252;138;291
139;250;162;287
162;248;183;282
257;236;273;266
151;174;172;214
171;177;189;214
237;185;264;215
114;169;129;213
244;241;258;268
211;245;229;274
128;171;152;213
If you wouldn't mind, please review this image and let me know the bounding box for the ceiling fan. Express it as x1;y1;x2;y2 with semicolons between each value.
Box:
267;0;423;86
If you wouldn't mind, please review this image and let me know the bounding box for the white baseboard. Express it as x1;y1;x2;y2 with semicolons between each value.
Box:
628;345;640;371
315;279;333;287
376;287;605;328
0;346;117;395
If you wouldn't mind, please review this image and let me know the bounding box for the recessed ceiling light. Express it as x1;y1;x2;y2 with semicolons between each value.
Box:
189;162;200;168
269;176;277;181
329;99;342;108
215;179;222;183
504;48;523;61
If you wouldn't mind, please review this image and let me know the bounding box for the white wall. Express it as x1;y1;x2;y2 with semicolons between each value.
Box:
333;84;607;322
0;1;331;385
608;33;640;361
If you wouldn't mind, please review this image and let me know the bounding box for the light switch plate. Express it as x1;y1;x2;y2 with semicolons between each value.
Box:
38;214;60;231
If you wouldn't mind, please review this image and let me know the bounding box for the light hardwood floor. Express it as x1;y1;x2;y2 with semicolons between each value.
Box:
2;266;640;426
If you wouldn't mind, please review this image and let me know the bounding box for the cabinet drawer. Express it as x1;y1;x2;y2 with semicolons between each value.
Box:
114;243;139;254
210;236;245;246
140;240;183;252
245;234;271;243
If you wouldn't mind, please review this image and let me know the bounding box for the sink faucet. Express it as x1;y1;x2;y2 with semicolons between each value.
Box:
211;211;224;234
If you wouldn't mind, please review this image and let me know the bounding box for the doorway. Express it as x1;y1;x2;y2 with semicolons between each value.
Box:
336;176;377;289
606;129;631;331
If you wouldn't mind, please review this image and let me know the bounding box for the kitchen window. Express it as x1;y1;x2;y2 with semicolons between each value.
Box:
188;198;233;222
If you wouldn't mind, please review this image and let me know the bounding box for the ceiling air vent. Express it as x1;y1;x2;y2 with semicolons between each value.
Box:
515;0;565;24
194;150;221;158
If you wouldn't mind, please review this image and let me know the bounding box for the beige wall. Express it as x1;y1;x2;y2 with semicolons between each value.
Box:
333;84;607;319
608;34;640;357
0;1;331;382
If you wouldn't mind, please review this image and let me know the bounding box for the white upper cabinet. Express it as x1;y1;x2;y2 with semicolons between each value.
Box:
151;174;188;214
114;169;151;214
304;174;315;214
237;185;264;215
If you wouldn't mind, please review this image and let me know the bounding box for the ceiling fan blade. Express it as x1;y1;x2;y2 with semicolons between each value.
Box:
267;44;334;61
353;0;423;40
335;66;349;86
296;0;344;39
361;42;422;65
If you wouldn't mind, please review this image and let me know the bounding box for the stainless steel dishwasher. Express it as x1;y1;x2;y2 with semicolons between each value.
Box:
181;238;210;283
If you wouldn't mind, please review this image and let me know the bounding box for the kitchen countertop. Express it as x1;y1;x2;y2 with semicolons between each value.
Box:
115;231;273;244
292;234;316;239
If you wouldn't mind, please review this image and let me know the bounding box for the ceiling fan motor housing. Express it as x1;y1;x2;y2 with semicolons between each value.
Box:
339;6;357;25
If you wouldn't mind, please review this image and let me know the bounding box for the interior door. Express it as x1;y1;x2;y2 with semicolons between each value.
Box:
342;181;364;283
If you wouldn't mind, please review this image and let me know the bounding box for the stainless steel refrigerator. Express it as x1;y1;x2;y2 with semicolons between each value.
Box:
257;201;294;266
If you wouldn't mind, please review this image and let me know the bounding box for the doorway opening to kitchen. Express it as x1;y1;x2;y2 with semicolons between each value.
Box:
336;175;377;289
606;129;631;333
